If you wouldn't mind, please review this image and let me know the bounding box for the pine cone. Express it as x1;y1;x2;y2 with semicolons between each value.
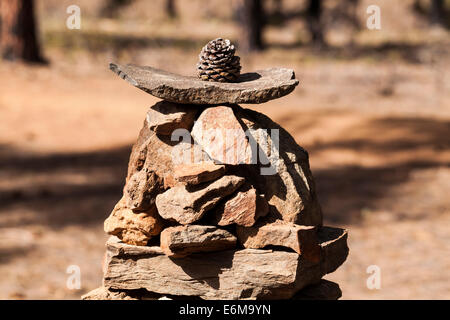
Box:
197;38;241;83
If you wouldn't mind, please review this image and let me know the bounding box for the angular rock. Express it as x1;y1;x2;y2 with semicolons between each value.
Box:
160;225;237;258
231;107;323;226
155;175;245;224
318;227;349;275
191;106;252;165
110;63;299;105
103;226;348;300
123;114;208;209
104;197;164;246
212;186;269;227
236;221;321;262
173;161;226;186
292;280;342;300
146;101;197;135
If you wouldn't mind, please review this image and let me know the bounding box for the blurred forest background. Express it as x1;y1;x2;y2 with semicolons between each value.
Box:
0;0;449;299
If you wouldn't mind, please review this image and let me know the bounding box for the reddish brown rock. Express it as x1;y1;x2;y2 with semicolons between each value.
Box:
173;161;226;186
146;101;197;135
104;197;164;246
160;225;237;258
233;107;323;226
292;280;342;300
103;226;348;300
213;187;269;227
236;221;321;262
191;106;253;165
155;175;245;224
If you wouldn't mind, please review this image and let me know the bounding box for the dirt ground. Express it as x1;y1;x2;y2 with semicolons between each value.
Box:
0;0;449;299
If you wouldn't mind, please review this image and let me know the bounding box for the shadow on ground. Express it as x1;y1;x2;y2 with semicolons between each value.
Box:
0;116;448;229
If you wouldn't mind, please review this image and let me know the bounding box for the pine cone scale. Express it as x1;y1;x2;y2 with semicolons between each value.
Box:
197;38;241;83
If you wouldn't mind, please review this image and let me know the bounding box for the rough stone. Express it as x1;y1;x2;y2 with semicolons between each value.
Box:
230;107;323;226
191;106;252;165
104;197;164;246
236;221;321;262
110;63;299;105
146;101;197;135
103;226;348;300
160;225;237;258
155;175;245;224
292;280;342;300
212;186;269;227
173;161;226;186
123;113;209;209
81;287;163;300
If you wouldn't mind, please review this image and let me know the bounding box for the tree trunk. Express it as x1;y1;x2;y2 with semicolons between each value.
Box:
306;0;325;46
166;0;177;18
236;0;265;52
0;0;44;63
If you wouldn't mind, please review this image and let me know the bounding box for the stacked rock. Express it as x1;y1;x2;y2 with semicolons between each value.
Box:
83;45;348;300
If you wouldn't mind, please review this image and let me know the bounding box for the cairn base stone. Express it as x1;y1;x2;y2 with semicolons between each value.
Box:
103;227;347;300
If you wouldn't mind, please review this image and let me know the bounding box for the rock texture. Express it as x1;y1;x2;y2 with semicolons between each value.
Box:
104;197;164;246
103;226;347;300
213;186;269;227
232;107;323;226
160;225;237;257
236;221;320;262
110;63;299;105
173;161;225;186
146;101;197;135
155;175;245;224
191;106;252;165
292;280;342;300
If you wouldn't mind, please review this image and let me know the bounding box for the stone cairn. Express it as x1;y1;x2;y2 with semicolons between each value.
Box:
83;39;348;300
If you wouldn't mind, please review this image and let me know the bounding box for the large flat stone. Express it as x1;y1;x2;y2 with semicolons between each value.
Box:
110;63;299;104
155;175;245;224
103;227;348;300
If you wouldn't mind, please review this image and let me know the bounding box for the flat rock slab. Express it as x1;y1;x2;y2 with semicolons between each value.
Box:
236;221;320;262
110;63;299;105
160;225;237;258
173;161;226;186
103;227;348;300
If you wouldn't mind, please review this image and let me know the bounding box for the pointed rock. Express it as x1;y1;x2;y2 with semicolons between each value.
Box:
191;106;253;165
160;225;237;258
236;221;321;262
104;197;164;246
173;161;226;186
232;107;323;226
146;101;197;135
155;175;245;224
212;186;269;227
